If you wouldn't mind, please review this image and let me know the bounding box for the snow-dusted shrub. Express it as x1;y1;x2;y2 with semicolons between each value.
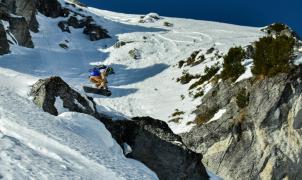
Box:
177;72;199;84
194;108;219;125
189;64;220;90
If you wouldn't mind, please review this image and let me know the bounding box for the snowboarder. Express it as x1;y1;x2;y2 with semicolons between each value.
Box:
89;66;114;90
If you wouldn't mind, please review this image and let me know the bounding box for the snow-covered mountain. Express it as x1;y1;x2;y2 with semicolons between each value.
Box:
1;0;301;179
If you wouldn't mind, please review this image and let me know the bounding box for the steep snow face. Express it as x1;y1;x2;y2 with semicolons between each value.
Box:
0;87;157;179
0;1;263;135
87;8;264;133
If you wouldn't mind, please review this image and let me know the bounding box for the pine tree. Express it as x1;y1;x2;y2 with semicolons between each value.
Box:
221;47;246;81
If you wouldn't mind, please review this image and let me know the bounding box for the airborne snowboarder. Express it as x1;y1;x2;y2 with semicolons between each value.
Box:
83;65;114;96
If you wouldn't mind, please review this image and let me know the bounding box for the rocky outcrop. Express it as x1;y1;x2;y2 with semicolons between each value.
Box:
1;0;38;32
0;3;10;21
262;23;300;41
30;76;98;117
128;48;141;59
0;1;35;49
35;0;64;18
57;11;110;41
58;21;70;33
30;77;209;180
83;23;110;41
106;117;209;180
181;65;302;179
0;23;9;54
8;16;34;48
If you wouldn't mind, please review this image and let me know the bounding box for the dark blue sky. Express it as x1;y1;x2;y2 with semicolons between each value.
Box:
82;0;301;36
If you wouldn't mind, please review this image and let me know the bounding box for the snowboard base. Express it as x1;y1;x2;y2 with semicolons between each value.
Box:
83;86;112;96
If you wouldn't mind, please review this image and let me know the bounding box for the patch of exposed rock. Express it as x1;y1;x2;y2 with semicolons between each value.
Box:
106;117;209;180
35;0;64;18
57;11;110;41
1;0;38;32
8;16;34;48
0;1;35;49
0;23;9;54
181;65;302;179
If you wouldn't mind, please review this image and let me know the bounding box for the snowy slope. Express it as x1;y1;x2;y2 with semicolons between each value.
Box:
0;3;264;133
0;85;157;179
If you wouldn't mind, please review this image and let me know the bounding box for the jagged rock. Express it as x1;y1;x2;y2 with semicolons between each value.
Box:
206;47;215;54
67;15;93;28
0;3;10;21
67;16;85;28
59;43;68;49
105;117;209;180
1;0;38;32
0;23;9;54
30;77;209;180
129;48;140;59
163;21;173;27
58;21;70;33
245;44;255;59
36;0;63;18
262;23;300;40
181;65;302;179
8;16;34;48
139;13;161;23
83;23;110;41
114;41;127;48
30;76;98;117
114;40;134;48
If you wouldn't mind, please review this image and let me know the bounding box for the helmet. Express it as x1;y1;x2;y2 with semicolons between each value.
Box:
106;67;115;75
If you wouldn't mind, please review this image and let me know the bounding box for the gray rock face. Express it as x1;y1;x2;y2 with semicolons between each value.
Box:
35;0;63;18
181;66;302;180
106;117;209;180
0;3;10;21
1;0;38;32
0;23;9;54
83;23;110;41
30;77;209;180
57;21;70;33
8;16;34;48
30;76;98;117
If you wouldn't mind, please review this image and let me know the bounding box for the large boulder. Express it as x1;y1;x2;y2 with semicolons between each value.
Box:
1;0;38;32
0;23;9;54
30;76;98;117
8;16;34;48
106;117;209;180
30;77;209;180
181;65;302;179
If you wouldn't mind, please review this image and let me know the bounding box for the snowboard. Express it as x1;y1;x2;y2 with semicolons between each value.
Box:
83;86;112;96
